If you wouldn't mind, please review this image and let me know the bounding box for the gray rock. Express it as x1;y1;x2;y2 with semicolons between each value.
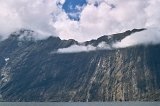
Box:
0;29;160;102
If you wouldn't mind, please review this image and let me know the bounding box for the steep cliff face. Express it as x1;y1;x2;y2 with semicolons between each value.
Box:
84;45;160;101
0;29;160;102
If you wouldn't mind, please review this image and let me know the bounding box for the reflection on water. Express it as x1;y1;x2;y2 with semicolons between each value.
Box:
0;102;159;106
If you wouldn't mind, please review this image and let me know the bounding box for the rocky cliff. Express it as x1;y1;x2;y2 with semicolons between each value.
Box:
0;29;160;102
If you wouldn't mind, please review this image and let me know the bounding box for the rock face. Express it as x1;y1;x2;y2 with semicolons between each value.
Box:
0;29;160;102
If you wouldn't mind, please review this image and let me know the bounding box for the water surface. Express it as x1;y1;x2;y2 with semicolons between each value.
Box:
0;102;160;106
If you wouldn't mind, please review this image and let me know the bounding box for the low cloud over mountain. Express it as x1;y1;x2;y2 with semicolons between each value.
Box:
0;0;160;45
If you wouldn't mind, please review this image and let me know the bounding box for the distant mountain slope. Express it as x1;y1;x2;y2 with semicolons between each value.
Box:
0;29;160;102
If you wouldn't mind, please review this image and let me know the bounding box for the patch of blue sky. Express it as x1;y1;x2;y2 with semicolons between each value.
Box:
62;0;87;20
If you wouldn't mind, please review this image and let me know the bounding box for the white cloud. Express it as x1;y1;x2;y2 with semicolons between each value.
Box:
0;0;160;47
0;0;60;39
54;0;160;42
0;1;22;39
145;0;160;27
97;42;111;50
112;28;160;48
57;45;96;53
56;41;112;53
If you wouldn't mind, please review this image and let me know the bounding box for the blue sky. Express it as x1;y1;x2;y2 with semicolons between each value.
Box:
62;0;87;20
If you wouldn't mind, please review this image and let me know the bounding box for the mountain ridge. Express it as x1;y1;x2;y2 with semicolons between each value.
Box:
0;28;160;102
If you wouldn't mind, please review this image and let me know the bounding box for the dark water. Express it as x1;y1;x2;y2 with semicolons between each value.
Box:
0;102;159;106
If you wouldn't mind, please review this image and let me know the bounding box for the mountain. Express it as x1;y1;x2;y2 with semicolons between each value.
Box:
0;29;160;102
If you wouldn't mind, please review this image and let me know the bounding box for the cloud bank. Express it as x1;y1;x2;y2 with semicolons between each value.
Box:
57;45;96;53
57;28;160;53
0;0;59;39
54;0;160;41
0;0;160;44
113;28;160;48
57;41;111;53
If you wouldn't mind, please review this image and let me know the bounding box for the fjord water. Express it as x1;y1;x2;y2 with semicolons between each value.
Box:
0;102;159;106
